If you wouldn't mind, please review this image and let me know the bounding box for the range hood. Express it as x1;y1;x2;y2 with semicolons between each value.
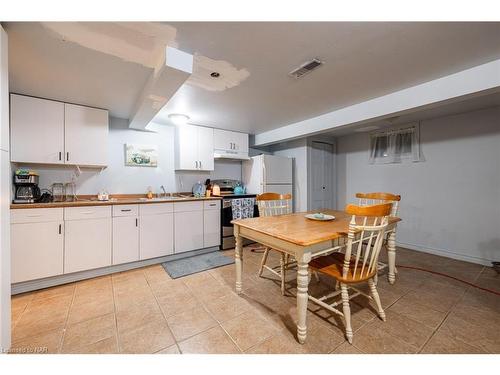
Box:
214;150;250;160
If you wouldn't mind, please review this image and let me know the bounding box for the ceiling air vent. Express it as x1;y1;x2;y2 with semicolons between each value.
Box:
289;58;323;79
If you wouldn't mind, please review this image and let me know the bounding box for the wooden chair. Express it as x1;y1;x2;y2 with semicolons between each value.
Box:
256;193;293;295
356;192;401;280
308;203;392;344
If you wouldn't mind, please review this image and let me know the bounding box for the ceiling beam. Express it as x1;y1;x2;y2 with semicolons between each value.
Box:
129;46;193;130
253;59;500;146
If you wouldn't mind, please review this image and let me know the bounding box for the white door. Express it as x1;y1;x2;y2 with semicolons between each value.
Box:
64;218;112;273
139;213;174;259
203;209;220;248
11;221;64;283
175;211;204;253
264;155;292;184
175;124;198;170
64;103;108;166
10;94;65;164
310;141;334;210
197;126;214;171
112;216;139;265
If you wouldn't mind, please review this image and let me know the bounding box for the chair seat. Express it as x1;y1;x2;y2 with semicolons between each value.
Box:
309;253;376;284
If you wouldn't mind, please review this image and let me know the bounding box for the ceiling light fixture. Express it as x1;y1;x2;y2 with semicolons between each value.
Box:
168;113;190;125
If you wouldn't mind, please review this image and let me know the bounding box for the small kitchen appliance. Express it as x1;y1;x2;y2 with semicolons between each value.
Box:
13;170;41;203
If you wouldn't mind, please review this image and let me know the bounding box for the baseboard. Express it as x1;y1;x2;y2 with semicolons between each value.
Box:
396;241;492;266
11;246;219;295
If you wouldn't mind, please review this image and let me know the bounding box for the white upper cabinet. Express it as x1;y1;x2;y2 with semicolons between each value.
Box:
213;129;249;159
174;124;214;171
10;94;65;164
64;103;108;166
10;94;108;167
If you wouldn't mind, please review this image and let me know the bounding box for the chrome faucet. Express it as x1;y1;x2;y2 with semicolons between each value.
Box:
160;185;167;198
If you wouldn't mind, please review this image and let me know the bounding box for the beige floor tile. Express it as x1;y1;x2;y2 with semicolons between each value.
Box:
144;265;172;286
179;326;240;354
188;279;234;302
156;288;201;318
221;310;279;351
420;330;487;354
114;287;157;313
388;298;447;330
32;283;75;302
398;287;464;313
61;313;116;353
118;318;175;354
278;325;345;354
75;275;112;295
13;302;70;340
203;292;252;323
351;324;418;354
156;344;181;354
64;336;119;354
245;331;307;354
166;306;217;341
11;328;63;354
181;271;218;289
11;292;34;311
67;297;115;325
116;302;164;334
150;278;191;299
330;342;364;354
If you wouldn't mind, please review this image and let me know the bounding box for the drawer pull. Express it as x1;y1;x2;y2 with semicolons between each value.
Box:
121;209;132;212
209;204;216;207
27;214;42;218
58;224;62;234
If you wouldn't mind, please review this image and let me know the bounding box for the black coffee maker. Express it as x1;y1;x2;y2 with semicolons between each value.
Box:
13;170;41;203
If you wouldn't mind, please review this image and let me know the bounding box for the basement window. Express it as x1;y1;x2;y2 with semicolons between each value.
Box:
369;125;420;164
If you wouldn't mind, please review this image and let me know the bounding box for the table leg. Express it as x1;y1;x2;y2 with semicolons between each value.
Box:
235;232;243;294
296;253;311;344
387;230;396;284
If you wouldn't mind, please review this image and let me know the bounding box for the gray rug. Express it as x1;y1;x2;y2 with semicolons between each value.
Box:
161;251;234;279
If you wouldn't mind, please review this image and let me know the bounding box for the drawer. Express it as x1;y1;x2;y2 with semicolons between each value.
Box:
139;202;174;216
204;200;221;210
11;208;63;224
174;201;204;213
113;204;139;217
64;206;112;221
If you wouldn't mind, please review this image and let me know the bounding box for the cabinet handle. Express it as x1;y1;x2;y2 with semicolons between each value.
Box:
135;218;138;227
121;209;132;212
27;214;42;218
195;161;198;169
199;161;202;169
66;152;69;161
59;152;62;161
58;224;62;234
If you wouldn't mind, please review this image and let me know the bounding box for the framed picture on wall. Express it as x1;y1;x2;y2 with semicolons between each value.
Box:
125;144;158;167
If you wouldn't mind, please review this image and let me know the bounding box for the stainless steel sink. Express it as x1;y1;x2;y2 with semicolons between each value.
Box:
138;196;188;201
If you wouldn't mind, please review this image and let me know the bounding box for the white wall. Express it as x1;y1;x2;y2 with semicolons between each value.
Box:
270;139;308;212
16;118;242;196
336;106;500;265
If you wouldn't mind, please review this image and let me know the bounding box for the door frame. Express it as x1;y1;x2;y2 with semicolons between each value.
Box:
306;136;336;211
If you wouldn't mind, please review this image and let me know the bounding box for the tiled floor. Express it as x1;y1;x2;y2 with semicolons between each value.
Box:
9;247;500;354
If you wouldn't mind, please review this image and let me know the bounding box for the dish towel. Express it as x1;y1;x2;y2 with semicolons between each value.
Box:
232;198;256;220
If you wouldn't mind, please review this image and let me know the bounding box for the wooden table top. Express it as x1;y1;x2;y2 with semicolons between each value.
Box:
232;209;401;247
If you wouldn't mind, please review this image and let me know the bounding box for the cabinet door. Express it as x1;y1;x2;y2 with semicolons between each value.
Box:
175;124;198;170
197;126;214;171
10;94;65;164
11;221;64;283
232;132;249;154
112;216;139;265
203;209;221;248
174;210;204;253
64;103;108;166
213;128;233;151
64;218;112;273
139;213;174;259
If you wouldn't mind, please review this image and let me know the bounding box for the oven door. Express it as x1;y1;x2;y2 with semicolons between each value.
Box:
221;198;259;249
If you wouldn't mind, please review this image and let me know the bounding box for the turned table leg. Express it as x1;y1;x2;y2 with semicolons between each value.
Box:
387;230;397;284
296;253;311;344
235;231;243;294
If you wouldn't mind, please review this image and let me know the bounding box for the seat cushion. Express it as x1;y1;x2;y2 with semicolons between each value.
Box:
309;252;376;283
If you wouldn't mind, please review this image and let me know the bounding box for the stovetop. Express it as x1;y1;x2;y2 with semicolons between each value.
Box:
219;193;257;199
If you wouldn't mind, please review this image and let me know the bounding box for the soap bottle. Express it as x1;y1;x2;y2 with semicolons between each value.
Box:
147;186;153;199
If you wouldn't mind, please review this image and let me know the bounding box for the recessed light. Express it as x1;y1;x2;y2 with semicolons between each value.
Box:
168;113;190;125
210;72;220;78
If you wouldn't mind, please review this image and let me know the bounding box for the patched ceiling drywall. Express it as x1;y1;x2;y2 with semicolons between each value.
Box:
5;22;500;134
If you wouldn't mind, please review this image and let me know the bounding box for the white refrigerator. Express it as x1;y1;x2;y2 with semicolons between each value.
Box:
242;154;293;196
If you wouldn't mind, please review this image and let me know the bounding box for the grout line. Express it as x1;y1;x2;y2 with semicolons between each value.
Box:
110;272;121;353
57;283;77;353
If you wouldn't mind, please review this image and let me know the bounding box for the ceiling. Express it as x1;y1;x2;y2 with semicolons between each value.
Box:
5;22;500;135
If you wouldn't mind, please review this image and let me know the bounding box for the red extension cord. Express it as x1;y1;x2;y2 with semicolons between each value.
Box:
396;264;500;296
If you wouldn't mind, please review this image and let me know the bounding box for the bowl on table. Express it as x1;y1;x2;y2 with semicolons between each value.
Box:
305;212;335;221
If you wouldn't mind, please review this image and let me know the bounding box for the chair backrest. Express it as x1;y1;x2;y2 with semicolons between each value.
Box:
256;193;292;217
356;192;401;217
342;203;391;281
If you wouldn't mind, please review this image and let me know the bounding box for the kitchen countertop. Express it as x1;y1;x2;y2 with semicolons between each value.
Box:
10;194;222;209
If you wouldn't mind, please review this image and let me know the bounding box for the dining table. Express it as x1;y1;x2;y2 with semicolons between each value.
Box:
232;209;401;344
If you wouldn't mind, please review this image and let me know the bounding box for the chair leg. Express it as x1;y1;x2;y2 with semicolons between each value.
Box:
258;248;270;277
340;283;353;344
335;280;340;290
280;252;286;295
313;271;320;283
373;272;378;286
368;278;386;322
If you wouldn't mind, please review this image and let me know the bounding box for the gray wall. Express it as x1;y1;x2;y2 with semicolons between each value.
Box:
16;118;242;196
336;106;500;265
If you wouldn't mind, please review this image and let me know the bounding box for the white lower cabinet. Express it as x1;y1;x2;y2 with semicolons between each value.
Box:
11;208;64;283
139;204;174;260
64;207;112;274
204;200;221;248
174;201;204;253
113;216;139;265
